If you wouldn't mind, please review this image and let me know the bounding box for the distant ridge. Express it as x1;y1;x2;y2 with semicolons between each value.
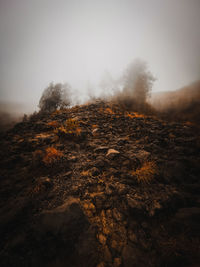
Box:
150;80;200;123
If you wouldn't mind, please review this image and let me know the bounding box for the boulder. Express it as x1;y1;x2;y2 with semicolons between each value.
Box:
38;197;89;235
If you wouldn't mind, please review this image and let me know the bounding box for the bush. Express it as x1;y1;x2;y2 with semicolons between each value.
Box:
38;82;71;113
54;118;81;138
42;147;64;166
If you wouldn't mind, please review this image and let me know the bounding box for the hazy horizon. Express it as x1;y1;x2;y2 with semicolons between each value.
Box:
0;0;200;112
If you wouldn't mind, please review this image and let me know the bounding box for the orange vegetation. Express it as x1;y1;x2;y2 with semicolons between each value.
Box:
105;107;115;114
47;121;60;128
131;161;157;184
65;118;81;135
43;147;64;165
125;112;145;119
75;127;82;136
54;118;82;137
81;170;91;176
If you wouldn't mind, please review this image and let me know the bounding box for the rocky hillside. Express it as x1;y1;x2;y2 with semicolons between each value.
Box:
0;101;200;267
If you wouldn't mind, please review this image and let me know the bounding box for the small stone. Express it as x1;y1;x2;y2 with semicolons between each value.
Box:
92;128;99;135
106;149;120;157
98;233;107;245
38;177;52;189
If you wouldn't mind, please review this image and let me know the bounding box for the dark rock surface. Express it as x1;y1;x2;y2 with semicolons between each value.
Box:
0;100;200;266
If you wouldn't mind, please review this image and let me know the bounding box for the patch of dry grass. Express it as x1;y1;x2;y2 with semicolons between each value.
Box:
54;118;82;138
47;120;60;128
131;161;157;184
43;147;64;166
105;107;115;114
125;112;146;119
81;170;91;176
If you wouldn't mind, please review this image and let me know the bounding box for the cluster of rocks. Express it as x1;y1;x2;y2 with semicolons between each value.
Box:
0;100;199;266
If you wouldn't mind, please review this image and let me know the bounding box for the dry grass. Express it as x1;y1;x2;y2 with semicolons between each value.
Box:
81;170;91;176
65;118;79;131
99;107;115;115
47;120;60;128
131;161;157;184
42;147;64;166
105;107;115;114
54;118;82;137
125;112;146;119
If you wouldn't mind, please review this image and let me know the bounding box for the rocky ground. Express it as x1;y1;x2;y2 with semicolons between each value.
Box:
0;100;200;267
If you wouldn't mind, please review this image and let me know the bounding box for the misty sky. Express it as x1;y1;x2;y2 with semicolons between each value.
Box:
0;0;200;110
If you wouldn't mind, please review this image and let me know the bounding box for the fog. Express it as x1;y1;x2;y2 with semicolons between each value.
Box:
0;0;200;113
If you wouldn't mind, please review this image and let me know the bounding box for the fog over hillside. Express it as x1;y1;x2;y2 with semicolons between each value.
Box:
0;0;200;114
0;101;33;131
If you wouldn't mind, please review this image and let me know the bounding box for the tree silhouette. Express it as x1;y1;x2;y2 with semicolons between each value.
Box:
38;82;71;112
123;59;155;104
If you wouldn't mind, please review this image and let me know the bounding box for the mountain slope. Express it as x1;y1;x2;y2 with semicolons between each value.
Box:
0;101;200;267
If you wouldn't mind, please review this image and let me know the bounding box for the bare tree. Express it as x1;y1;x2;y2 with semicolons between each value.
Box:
122;59;155;104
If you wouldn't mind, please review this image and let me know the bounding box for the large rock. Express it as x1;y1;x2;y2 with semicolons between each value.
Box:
38;197;88;235
33;197;100;266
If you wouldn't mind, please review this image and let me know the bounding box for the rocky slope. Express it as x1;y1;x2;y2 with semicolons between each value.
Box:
0;101;200;267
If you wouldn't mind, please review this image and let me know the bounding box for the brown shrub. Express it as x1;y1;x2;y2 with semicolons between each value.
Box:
54;118;82;138
47;120;60;128
131;161;157;184
42;147;64;166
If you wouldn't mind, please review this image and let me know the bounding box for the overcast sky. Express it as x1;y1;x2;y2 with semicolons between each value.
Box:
0;0;200;110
